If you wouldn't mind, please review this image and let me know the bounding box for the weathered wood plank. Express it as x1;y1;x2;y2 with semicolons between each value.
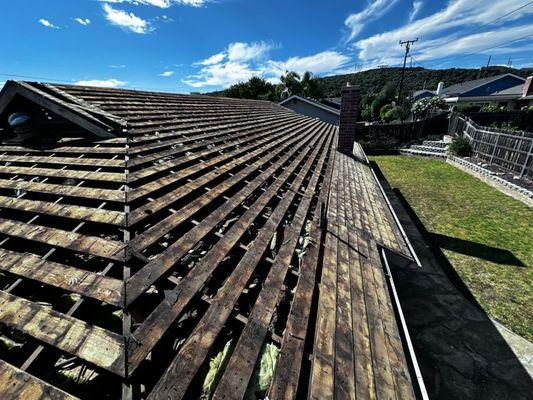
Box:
0;360;78;400
212;126;334;400
126;123;326;373
129;119;315;237
0;195;125;225
147;123;330;400
0;154;123;168
0;291;125;376
267;134;338;400
0;179;124;202
0;248;122;306
0;166;124;183
0;218;126;261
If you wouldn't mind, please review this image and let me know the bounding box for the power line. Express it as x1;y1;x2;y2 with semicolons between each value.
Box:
409;0;533;67
431;32;533;68
397;38;418;103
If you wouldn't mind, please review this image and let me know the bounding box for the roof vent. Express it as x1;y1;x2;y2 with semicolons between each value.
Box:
436;82;444;95
7;112;37;142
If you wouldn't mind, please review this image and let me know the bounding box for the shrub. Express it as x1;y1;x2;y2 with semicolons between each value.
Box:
480;104;506;113
411;96;447;115
381;105;407;122
456;104;481;114
447;136;472;157
490;121;519;131
379;104;393;120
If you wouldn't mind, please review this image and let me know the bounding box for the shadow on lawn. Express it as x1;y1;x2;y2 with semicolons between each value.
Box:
369;161;533;399
429;232;527;267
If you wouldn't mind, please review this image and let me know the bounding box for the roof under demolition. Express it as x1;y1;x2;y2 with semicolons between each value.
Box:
0;81;422;400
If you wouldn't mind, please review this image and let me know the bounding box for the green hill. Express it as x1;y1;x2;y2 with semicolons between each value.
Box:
317;66;532;98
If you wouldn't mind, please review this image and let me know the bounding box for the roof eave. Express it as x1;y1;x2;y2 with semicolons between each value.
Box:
0;81;118;139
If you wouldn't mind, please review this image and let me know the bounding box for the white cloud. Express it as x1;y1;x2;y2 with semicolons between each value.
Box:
182;61;261;88
195;52;226;66
409;1;423;22
351;0;533;66
193;41;275;67
345;0;400;41
75;78;127;88
266;51;351;77
227;41;275;62
38;19;60;29
98;0;206;8
109;64;127;68
159;71;175;77
184;43;351;89
74;17;91;26
103;4;153;34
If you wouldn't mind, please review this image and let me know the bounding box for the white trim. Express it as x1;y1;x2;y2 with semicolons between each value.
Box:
444;94;520;103
279;95;340;116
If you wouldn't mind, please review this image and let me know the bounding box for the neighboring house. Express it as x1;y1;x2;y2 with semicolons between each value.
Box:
0;81;424;399
442;73;526;109
279;94;340;125
518;76;533;108
412;89;436;101
412;74;528;110
321;96;341;110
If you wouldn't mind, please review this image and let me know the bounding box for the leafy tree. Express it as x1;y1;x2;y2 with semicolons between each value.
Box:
300;71;324;99
370;84;396;117
280;71;302;97
222;77;276;100
378;103;407;122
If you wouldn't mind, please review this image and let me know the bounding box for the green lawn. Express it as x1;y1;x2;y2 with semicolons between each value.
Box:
370;155;533;341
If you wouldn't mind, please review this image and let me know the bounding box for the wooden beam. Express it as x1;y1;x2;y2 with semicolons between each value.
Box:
0;360;78;400
0;291;125;377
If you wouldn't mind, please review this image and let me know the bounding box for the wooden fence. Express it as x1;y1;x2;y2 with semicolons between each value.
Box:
448;112;533;178
468;110;533;132
358;113;448;152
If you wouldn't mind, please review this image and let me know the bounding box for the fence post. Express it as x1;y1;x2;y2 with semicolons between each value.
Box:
490;133;500;164
520;139;533;178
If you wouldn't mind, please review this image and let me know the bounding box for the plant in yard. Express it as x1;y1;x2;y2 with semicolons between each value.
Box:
380;103;407;122
490;121;520;131
447;135;472;156
480;104;505;113
411;96;447;116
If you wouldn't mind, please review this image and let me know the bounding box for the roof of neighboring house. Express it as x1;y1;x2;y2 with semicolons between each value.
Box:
412;89;437;99
496;83;526;96
442;73;526;97
0;81;419;400
322;96;342;108
279;94;340;116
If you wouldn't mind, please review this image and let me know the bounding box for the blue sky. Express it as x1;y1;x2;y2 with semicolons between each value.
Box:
1;0;532;92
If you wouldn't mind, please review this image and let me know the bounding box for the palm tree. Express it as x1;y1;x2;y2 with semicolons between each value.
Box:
280;71;302;97
300;71;323;99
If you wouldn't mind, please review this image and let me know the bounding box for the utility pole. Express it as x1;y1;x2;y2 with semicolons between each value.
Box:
486;55;492;68
397;38;418;103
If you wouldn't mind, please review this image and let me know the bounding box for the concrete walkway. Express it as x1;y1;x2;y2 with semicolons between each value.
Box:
374;166;533;399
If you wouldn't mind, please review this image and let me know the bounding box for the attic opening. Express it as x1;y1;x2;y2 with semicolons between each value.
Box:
0;93;114;148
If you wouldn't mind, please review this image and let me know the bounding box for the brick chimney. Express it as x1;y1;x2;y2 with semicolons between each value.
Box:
523;76;533;97
338;83;360;154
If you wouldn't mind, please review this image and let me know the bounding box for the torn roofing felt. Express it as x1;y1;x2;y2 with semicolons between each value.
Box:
0;81;419;400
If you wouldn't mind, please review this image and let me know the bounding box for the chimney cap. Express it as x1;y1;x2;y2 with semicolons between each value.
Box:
342;82;360;91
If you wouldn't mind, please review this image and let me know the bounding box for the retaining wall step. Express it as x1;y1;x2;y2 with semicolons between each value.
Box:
400;149;447;158
409;145;447;153
422;140;448;148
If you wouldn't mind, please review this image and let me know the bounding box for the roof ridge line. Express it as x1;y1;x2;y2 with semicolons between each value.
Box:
39;82;129;129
